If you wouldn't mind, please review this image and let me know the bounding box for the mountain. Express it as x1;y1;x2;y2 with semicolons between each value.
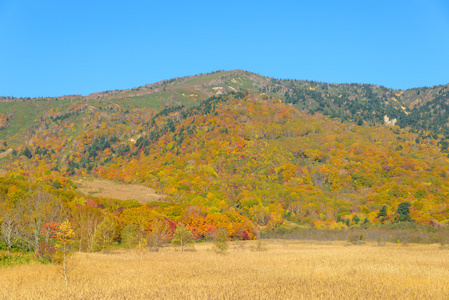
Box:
0;71;448;244
1;76;449;233
1;70;449;150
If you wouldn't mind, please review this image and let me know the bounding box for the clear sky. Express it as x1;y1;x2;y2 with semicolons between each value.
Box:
1;0;448;97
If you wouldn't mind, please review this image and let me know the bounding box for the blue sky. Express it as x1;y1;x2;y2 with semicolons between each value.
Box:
1;0;448;97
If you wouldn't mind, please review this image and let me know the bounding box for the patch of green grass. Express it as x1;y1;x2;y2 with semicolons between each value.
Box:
226;75;256;91
179;70;235;86
0;98;78;146
124;93;168;110
0;253;49;268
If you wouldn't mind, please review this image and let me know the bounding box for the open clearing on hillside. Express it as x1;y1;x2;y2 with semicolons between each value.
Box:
73;177;164;203
0;148;12;159
1;241;448;299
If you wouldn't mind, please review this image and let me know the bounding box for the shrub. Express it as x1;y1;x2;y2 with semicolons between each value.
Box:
0;253;46;267
36;241;56;262
213;228;229;255
348;234;364;245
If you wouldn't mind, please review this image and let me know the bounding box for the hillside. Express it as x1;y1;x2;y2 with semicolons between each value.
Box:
1;70;449;150
0;89;448;235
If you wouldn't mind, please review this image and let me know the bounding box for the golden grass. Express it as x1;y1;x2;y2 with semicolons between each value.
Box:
73;178;164;203
1;241;448;299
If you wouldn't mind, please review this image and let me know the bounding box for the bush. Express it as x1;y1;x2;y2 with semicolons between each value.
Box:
0;253;47;267
213;228;229;255
36;241;56;262
0;254;32;267
407;235;424;244
347;234;364;245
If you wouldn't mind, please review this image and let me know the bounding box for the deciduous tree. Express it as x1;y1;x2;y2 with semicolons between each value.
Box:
171;224;193;252
0;206;20;254
148;217;172;252
17;190;65;253
92;217;117;252
120;224;138;249
54;220;76;286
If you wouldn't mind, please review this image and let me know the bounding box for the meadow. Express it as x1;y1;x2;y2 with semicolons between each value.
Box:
1;240;448;299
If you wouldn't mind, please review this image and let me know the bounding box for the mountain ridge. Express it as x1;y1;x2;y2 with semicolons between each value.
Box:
1;70;449;150
1;69;448;101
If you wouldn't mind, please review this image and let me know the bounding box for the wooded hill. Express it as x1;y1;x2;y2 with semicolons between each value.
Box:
2;69;449;147
0;71;449;253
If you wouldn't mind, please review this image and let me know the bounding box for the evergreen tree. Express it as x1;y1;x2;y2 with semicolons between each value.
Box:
377;205;388;218
22;147;32;158
396;202;411;222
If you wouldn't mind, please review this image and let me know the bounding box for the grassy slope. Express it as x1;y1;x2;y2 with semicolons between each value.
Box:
0;70;251;145
0;99;78;146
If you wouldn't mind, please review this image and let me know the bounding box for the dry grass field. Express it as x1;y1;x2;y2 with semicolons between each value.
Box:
73;178;164;203
1;241;448;299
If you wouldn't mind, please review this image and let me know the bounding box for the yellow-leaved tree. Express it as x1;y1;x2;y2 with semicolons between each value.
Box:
54;220;76;287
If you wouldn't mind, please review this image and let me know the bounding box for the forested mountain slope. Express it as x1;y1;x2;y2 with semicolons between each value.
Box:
1;90;448;233
1;70;449;149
